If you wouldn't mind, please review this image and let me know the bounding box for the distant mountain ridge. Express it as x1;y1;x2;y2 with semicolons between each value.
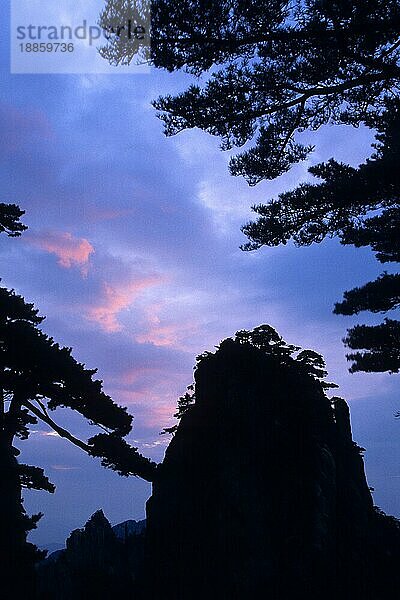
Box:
40;516;146;557
112;517;146;541
37;511;146;599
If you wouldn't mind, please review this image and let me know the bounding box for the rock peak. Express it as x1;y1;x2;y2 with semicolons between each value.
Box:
144;339;399;599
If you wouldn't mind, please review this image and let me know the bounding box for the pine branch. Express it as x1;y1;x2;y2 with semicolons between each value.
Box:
23;399;92;453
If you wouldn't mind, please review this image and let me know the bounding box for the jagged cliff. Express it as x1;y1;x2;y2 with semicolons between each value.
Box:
143;335;400;600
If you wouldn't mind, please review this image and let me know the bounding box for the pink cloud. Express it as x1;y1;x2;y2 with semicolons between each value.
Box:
28;231;94;275
87;276;162;333
135;323;182;347
135;303;199;349
115;388;180;429
117;367;162;387
105;367;191;431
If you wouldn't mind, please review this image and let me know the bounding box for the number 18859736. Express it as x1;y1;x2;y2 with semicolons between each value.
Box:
19;42;74;53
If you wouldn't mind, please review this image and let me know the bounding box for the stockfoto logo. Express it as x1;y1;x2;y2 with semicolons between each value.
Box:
16;20;147;46
11;0;151;74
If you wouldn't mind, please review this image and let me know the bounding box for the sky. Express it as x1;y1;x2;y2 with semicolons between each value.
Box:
1;1;399;548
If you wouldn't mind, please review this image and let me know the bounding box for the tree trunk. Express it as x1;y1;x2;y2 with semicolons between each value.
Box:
0;401;39;598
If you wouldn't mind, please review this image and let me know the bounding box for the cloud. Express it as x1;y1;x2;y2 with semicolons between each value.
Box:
86;275;163;333
115;388;183;430
0;101;53;155
135;320;199;348
138;438;170;450
130;296;204;350
27;231;94;275
116;367;165;388
135;323;181;347
51;465;81;471
85;207;135;223
30;430;60;437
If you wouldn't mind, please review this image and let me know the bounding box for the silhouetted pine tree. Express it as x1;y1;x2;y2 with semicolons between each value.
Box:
102;0;400;181
0;205;156;598
99;1;400;374
243;103;400;373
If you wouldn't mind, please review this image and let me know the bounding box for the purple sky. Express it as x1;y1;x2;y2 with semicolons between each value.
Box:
1;3;399;547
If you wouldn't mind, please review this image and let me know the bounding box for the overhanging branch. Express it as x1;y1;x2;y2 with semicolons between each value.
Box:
23;399;157;482
23;399;91;453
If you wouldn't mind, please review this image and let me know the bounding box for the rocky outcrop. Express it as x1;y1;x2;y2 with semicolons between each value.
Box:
36;333;400;600
37;511;145;599
143;338;400;600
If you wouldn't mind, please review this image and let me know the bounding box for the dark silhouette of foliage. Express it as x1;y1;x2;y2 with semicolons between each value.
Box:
98;0;150;66
334;273;400;315
100;0;400;182
0;205;156;597
233;325;337;385
234;324;301;360
0;290;157;475
161;384;195;435
138;0;400;183
163;325;338;435
18;464;56;493
234;325;338;388
242;101;400;249
343;319;400;373
0;203;27;236
0;283;156;595
341;206;400;263
88;432;157;479
243;104;400;373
